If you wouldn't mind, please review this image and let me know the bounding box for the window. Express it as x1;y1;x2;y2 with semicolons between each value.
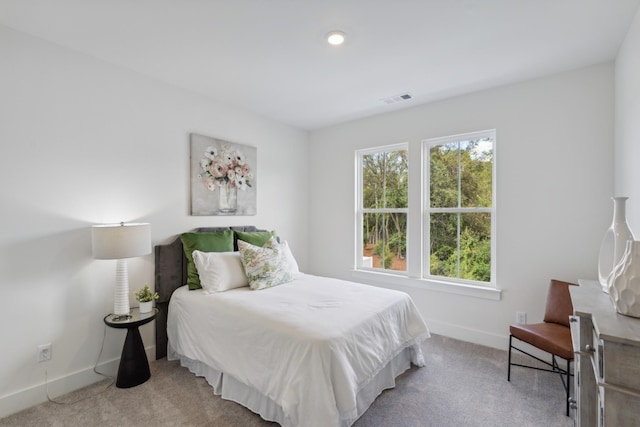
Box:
425;130;495;285
355;130;496;289
356;144;408;273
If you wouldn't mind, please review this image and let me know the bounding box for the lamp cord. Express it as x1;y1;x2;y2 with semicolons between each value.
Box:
45;324;115;404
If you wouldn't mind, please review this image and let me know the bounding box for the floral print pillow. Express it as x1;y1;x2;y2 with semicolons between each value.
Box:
238;236;294;290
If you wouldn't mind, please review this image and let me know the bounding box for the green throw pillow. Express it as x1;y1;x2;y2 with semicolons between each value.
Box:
235;230;276;247
181;230;234;290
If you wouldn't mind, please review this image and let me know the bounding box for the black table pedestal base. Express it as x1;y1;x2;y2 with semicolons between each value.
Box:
116;327;151;388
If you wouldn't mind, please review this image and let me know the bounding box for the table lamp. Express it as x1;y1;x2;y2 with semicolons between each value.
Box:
92;222;151;320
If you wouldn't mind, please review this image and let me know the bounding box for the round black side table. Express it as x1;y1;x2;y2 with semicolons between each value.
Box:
104;307;158;388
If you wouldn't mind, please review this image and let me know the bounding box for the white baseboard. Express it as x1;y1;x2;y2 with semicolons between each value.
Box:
426;318;509;350
427;320;557;364
0;345;156;420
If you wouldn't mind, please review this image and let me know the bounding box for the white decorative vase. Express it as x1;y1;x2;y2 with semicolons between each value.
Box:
598;197;634;293
139;301;153;314
608;240;640;318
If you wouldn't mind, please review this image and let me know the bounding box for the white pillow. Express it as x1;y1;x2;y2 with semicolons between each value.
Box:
192;250;248;293
281;240;301;277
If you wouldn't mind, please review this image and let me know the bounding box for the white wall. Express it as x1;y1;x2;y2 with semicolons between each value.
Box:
308;63;614;349
615;8;640;232
0;26;308;417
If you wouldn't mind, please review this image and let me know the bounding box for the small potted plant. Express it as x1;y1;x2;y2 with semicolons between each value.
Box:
134;284;159;314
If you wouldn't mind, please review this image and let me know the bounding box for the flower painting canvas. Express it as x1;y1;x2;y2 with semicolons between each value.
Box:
190;133;257;216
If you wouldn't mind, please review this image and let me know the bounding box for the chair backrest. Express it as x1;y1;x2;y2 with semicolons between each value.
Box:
543;279;577;327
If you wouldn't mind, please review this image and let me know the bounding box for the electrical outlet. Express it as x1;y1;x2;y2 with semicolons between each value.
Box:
516;312;527;325
37;343;52;362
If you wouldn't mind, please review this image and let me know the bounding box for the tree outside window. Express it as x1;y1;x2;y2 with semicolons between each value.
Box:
426;131;495;284
356;131;495;288
357;144;408;272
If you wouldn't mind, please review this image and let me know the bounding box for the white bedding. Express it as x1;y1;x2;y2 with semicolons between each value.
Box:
167;273;430;427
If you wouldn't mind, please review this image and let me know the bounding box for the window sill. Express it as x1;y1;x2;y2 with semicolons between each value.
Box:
351;269;502;301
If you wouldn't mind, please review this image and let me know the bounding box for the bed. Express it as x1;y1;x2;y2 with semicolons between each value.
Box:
154;226;430;427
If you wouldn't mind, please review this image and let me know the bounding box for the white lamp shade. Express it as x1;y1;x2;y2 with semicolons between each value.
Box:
92;222;151;316
92;223;151;260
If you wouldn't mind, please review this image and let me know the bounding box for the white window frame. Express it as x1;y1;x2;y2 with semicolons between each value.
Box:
355;143;409;275
353;132;500;300
423;129;497;287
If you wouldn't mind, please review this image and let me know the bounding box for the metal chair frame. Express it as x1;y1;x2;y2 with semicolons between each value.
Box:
507;334;573;416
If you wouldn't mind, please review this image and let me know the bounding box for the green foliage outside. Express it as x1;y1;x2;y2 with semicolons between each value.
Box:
374;240;394;269
361;138;493;282
429;139;493;282
362;149;407;271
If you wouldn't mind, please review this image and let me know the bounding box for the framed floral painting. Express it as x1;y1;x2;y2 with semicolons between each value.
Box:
190;133;257;216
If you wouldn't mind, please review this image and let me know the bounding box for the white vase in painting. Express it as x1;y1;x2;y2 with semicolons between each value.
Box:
608;240;640;318
598;197;634;293
219;181;238;214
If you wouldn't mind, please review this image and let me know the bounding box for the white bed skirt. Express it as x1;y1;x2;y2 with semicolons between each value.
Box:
168;343;416;427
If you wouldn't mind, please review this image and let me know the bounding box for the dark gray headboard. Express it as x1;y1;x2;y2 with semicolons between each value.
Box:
154;225;263;359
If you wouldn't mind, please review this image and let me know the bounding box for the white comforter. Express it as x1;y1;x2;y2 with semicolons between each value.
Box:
167;274;430;427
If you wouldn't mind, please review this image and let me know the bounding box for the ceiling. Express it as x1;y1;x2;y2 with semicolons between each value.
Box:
1;0;639;130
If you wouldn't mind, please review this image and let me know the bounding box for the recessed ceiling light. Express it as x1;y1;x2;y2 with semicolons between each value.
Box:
326;31;346;46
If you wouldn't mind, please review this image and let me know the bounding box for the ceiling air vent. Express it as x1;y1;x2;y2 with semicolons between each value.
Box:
381;93;413;105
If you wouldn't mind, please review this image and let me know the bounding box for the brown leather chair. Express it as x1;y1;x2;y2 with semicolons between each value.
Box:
507;279;576;416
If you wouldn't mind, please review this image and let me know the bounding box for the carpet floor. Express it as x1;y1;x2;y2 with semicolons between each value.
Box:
0;334;574;426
